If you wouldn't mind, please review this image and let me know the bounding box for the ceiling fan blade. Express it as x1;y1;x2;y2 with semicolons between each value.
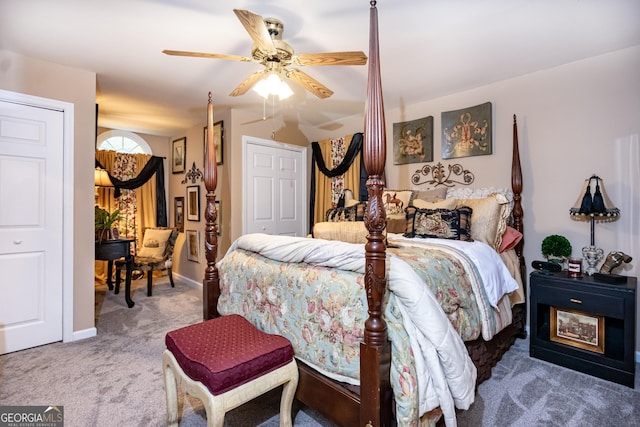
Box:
233;9;277;56
294;51;368;66
229;70;266;97
162;49;252;62
285;69;334;99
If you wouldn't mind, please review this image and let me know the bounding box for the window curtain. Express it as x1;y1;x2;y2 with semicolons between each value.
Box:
95;150;167;248
310;133;365;228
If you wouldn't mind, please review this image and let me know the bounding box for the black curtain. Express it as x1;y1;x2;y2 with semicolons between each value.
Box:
95;156;168;227
309;133;366;232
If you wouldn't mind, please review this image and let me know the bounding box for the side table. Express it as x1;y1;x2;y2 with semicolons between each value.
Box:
530;270;637;387
95;239;135;308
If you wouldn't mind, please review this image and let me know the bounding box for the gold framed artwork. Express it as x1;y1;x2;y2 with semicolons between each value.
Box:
550;306;604;354
174;196;184;233
441;102;492;159
392;116;433;165
186;185;200;222
172;137;186;173
215;200;221;236
186;230;200;262
203;120;223;165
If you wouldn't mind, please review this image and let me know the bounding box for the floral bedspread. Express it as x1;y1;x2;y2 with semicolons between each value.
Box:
216;233;514;426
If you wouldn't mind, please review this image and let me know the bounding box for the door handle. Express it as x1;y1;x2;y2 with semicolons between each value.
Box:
13;240;22;244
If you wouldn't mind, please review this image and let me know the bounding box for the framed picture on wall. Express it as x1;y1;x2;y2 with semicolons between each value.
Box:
172;137;186;174
215;200;221;236
186;230;200;262
174;196;184;232
186;185;200;221
203;120;224;165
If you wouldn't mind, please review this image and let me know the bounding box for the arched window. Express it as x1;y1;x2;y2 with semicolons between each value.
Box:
97;130;152;154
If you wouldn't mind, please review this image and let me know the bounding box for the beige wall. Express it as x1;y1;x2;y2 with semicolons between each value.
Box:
300;45;640;350
4;44;638;352
0;50;96;334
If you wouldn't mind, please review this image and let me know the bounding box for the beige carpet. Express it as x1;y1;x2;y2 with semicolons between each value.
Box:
0;277;332;426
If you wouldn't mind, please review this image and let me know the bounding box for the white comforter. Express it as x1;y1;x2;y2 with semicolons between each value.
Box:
226;233;479;426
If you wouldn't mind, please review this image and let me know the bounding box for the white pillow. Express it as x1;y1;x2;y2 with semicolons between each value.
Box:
138;228;173;259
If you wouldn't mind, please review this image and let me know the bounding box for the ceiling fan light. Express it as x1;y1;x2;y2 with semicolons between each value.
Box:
253;73;293;100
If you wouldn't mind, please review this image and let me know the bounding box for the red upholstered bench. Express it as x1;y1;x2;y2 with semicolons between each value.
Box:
163;314;298;427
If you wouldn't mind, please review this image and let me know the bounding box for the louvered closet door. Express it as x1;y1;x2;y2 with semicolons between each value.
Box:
0;99;64;354
243;136;307;237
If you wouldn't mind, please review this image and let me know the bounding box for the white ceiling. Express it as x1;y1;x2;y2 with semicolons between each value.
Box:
1;0;639;137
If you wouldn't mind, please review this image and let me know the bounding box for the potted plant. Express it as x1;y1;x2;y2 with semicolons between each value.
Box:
95;206;121;242
541;234;572;266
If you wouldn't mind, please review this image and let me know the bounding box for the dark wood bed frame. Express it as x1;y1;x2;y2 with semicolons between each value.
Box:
201;2;526;426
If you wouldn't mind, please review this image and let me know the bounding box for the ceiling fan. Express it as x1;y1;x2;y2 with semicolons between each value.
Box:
163;9;367;99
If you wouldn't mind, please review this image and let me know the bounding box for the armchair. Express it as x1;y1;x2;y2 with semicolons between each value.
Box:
115;227;179;297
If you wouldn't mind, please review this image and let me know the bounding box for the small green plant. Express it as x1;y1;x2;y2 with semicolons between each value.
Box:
95;207;121;241
541;234;572;263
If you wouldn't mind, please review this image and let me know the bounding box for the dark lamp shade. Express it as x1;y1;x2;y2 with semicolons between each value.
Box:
569;175;619;223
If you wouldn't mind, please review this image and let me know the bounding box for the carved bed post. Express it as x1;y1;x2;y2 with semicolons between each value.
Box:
203;92;220;320
361;2;392;426
511;115;525;283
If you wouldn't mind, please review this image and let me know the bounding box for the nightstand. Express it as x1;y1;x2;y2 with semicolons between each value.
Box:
530;270;637;387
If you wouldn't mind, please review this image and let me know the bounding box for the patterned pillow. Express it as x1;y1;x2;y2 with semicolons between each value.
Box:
325;202;367;222
404;206;473;241
382;190;415;218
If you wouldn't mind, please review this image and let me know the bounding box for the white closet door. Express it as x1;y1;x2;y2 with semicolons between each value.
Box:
243;136;307;237
0;99;64;354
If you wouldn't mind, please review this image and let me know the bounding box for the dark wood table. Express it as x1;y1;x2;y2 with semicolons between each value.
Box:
95;239;135;308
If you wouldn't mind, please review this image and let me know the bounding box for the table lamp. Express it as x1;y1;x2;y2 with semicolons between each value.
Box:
94;167;113;204
569;174;620;275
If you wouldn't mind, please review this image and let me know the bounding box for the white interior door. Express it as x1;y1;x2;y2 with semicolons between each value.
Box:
0;99;64;354
243;137;307;237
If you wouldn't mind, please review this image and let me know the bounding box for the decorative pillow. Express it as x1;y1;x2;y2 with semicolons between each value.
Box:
386;218;407;234
313;221;382;244
414;187;448;203
404;206;473;241
325;202;367;222
382;190;415;218
412;198;457;210
455;193;510;250
345;198;360;208
499;226;523;253
138;228;173;259
447;187;514;215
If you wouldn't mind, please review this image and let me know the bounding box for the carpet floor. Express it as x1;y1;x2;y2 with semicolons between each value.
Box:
0;276;638;426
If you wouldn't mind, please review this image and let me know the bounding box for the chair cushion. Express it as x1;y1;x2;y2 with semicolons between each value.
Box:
165;314;294;396
138;228;173;259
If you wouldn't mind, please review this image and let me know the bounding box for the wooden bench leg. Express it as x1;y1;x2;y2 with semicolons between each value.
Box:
162;351;180;427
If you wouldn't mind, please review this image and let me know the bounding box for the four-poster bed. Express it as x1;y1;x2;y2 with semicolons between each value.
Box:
201;2;526;426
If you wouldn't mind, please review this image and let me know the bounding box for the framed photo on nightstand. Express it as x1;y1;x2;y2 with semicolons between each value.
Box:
550;306;604;354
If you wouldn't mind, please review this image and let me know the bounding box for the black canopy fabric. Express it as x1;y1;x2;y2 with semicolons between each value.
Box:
95;156;167;227
309;133;366;232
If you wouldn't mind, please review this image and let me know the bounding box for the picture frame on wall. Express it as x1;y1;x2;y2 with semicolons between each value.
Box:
441;101;492;159
392;116;434;165
215;200;221;236
203;120;224;165
186;230;200;262
172;137;186;174
174;196;184;232
186;185;200;222
550;306;604;354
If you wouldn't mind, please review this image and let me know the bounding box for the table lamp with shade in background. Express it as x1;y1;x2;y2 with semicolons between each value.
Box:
569;174;620;275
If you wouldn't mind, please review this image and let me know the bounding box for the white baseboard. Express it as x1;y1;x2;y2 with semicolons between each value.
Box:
69;327;96;342
173;273;202;289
